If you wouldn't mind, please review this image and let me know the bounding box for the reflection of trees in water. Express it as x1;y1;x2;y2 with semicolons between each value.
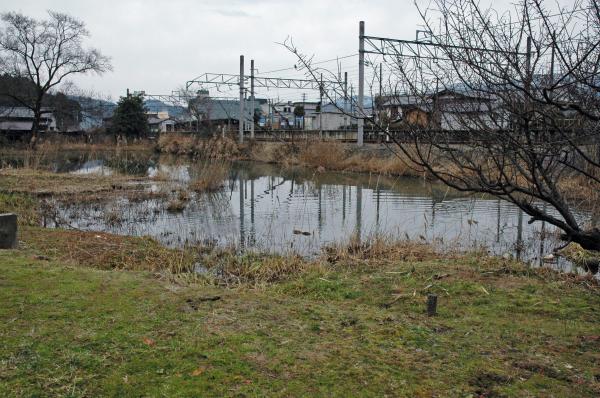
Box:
200;191;233;222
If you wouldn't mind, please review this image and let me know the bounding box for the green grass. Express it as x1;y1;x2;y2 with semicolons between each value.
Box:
0;243;599;397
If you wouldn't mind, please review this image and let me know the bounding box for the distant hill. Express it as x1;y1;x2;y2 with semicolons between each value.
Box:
70;96;117;130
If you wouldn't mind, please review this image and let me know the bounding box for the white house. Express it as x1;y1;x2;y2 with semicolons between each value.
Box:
147;111;176;133
0;107;57;133
313;103;364;131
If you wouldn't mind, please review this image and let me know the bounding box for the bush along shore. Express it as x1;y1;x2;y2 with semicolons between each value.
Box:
156;134;428;179
0;188;599;396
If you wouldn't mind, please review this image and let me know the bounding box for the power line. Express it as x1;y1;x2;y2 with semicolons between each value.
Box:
258;54;358;75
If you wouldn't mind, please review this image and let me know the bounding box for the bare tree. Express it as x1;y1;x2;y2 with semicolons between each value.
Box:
0;11;112;147
285;0;600;251
179;89;212;133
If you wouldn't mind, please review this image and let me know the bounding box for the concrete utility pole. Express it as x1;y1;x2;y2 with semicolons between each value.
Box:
239;55;245;143
379;63;383;125
319;73;323;139
357;20;365;146
344;72;348;130
250;59;255;140
350;85;354;118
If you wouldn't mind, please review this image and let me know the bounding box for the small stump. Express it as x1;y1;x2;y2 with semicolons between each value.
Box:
427;294;438;317
0;213;17;249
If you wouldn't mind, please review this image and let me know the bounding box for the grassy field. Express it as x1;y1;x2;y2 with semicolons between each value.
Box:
1;228;599;397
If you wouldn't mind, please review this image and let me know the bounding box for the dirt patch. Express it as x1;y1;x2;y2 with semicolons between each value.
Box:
513;361;571;382
471;372;513;397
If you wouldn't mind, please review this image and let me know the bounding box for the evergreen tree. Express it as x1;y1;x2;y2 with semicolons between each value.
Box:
111;95;148;138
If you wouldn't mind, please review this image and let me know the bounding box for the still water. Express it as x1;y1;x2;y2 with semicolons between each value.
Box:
23;150;573;269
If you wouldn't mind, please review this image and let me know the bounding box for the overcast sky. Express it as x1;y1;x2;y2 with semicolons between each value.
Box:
2;0;525;102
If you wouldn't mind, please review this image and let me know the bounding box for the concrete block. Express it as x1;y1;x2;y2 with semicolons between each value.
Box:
0;213;17;249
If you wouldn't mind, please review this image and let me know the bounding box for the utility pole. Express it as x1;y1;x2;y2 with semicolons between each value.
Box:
239;55;245;143
357;21;365;146
268;99;272;130
379;63;383;125
250;59;255;140
301;93;307;130
350;85;354;122
344;72;348;130
319;73;323;139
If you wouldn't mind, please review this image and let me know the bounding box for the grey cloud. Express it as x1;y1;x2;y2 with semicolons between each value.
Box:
212;8;254;18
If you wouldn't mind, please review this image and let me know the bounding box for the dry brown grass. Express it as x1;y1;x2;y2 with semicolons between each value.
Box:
295;141;347;169
1;137;154;157
248;141;295;165
0;168;148;196
342;151;425;178
157;134;239;159
200;249;317;286
21;227;196;273
157;133;197;155
559;175;600;209
245;140;427;178
189;161;230;192
166;198;187;213
322;234;441;266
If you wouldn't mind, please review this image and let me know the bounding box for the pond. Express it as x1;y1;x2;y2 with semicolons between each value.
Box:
2;150;590;273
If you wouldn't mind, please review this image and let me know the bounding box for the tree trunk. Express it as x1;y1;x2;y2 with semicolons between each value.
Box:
565;229;600;251
30;95;44;151
29;109;41;150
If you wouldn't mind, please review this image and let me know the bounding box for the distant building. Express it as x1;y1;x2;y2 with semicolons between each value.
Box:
147;111;176;133
288;101;318;129
189;95;269;132
0;107;57;133
271;101;295;129
313;102;370;131
380;91;500;131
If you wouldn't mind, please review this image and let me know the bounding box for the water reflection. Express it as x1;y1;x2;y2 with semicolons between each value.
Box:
3;150;592;272
64;160;563;260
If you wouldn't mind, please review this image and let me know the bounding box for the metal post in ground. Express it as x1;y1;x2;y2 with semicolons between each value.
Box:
357;21;365;147
239;175;245;247
239;55;245;143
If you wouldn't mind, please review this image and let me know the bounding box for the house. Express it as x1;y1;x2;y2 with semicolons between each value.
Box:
147;111;176;133
271;101;295;129
0;107;57;134
380;95;432;128
189;95;269;131
289;101;319;129
380;90;502;131
432;89;500;131
312;103;346;130
313;101;374;131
